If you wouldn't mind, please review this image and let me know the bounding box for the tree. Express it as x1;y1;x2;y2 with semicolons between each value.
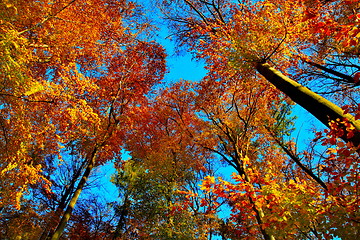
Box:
153;0;360;238
0;0;166;238
158;0;360;146
112;82;227;239
64;197;116;240
29;148;108;240
112;159;194;239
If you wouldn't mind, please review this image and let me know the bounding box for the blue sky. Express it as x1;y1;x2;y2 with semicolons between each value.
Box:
156;28;208;83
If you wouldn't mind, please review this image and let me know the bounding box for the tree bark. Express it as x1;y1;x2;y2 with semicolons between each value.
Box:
256;63;360;146
50;147;98;240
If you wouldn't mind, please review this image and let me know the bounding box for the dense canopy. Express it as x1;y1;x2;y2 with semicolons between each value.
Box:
0;0;359;239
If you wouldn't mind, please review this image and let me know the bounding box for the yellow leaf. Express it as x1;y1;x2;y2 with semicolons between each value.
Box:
242;155;250;165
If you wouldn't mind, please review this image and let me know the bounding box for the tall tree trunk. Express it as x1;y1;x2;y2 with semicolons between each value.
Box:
40;159;88;240
256;63;360;146
50;146;99;240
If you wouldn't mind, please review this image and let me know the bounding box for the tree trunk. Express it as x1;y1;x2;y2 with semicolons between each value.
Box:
50;147;98;240
256;63;360;146
40;159;88;240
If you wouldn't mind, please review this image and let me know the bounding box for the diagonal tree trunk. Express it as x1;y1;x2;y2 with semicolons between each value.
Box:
256;62;360;146
50;146;99;240
40;158;87;240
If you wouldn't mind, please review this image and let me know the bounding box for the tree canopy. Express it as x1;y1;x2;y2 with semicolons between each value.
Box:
0;0;359;239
